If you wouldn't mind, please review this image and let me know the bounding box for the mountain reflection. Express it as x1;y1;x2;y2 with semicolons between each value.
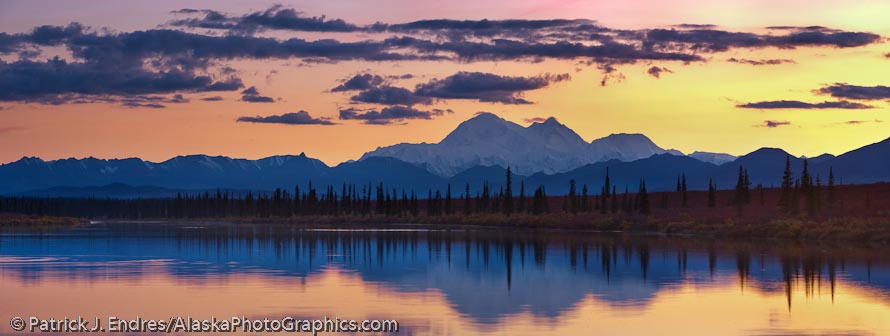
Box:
2;223;890;326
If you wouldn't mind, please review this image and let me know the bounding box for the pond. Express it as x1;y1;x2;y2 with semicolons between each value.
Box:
1;222;889;335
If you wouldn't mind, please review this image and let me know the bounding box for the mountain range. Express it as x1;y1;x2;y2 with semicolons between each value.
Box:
1;113;888;197
361;113;682;176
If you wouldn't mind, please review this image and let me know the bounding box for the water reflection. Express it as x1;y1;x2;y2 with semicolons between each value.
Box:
1;223;890;335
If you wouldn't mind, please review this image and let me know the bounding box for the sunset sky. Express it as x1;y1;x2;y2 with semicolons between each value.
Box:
1;0;888;166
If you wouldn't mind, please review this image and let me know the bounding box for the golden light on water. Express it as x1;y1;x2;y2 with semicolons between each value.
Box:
2;267;889;335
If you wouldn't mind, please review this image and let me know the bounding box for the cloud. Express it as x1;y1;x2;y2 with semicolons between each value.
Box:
242;87;260;95
387;36;705;63
339;105;445;125
414;72;570;104
0;126;26;133
0;9;883;107
388;74;414;80
350;86;432;105
201;96;223;101
377;18;605;41
844;119;883;125
644;28;880;52
8;92;191;109
342;71;571;105
598;63;625;86
381;18;597;33
0;57;243;106
758;120;791;128
236;110;335;125
331;74;385;92
727;58;795;66
737;100;873;109
524;117;549;123
817;83;890;100
673;24;718;29
766;26;839;32
240;86;275;103
170;5;359;33
647;66;672;78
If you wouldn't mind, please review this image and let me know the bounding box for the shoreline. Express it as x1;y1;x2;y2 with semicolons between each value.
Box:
59;213;890;244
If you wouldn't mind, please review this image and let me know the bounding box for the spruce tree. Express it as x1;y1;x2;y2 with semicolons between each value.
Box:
582;184;589;212
445;184;453;215
827;167;835;216
779;156;794;213
518;181;526;214
504;167;514;215
464;183;472;216
601;168;611;214
734;166;746;212
638;180;650;214
708;179;716;208
569;179;578;213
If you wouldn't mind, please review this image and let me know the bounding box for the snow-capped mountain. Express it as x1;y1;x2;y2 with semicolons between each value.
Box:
360;112;681;176
588;133;684;162
688;151;738;165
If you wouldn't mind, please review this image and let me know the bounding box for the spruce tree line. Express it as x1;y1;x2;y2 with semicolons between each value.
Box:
0;160;847;220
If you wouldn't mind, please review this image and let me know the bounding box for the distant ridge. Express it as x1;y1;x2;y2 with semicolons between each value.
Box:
1;111;888;198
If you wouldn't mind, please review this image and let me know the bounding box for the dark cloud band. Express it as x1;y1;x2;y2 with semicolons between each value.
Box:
817;83;890;100
237;111;335;125
737;100;873;109
339;106;450;125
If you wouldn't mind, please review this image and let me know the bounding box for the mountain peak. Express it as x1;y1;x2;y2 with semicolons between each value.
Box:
527;116;564;128
689;151;737;165
602;133;647;140
738;147;794;162
439;112;521;146
468;112;501;122
593;133;657;147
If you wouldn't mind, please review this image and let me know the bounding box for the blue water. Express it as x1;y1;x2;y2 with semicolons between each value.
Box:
1;222;889;335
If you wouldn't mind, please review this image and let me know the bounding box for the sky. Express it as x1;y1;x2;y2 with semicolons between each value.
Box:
0;0;888;165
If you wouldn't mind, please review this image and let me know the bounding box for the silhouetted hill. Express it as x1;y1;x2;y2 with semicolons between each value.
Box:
448;165;529;192
526;155;718;194
330;157;447;192
820;137;890;185
2;136;887;197
16;183;259;199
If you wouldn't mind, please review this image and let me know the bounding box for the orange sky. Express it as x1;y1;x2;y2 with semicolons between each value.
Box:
0;0;888;165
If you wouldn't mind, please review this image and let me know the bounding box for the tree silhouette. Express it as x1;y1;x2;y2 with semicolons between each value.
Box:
445;184;453;215
638;179;650;214
734;166;747;214
518;181;526;214
464;183;472;216
708;179;717;208
779;156;794;213
827;167;836;217
504;167;514;215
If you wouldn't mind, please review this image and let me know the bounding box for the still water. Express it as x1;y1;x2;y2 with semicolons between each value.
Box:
1;222;889;335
